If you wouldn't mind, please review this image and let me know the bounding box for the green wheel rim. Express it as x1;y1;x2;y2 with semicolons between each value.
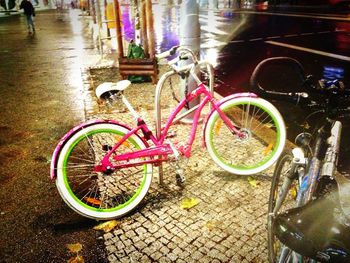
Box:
209;101;282;170
62;128;147;213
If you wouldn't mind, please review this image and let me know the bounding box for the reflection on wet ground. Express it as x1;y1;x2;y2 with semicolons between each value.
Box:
116;3;350;173
0;9;108;262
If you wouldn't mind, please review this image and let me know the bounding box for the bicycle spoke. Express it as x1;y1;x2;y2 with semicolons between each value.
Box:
68;173;97;183
64;163;96;170
68;155;97;164
80;182;99;202
206;97;285;175
248;105;259;131
119;167;143;177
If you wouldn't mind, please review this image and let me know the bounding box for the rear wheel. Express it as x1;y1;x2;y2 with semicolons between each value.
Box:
55;122;152;220
205;97;286;175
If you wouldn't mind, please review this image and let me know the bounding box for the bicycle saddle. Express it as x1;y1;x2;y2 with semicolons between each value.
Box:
334;172;350;221
95;80;131;100
274;191;350;262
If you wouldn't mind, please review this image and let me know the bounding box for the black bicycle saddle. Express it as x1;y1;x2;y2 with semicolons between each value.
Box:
274;189;350;262
334;172;350;221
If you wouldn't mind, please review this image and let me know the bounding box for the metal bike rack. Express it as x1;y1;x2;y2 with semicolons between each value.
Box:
154;61;215;185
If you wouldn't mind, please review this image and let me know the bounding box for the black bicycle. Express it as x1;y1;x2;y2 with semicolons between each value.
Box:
250;57;350;263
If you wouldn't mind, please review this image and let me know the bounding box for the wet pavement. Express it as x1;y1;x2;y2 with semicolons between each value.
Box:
1;3;349;263
0;9;108;262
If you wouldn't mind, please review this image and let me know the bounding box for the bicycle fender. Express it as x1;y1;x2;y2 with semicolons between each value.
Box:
50;119;136;180
202;92;258;147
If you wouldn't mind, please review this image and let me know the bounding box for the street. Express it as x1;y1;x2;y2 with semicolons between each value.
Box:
209;9;350;171
150;4;350;172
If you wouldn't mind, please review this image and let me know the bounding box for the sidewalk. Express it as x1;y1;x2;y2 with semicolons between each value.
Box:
75;2;349;260
81;63;275;262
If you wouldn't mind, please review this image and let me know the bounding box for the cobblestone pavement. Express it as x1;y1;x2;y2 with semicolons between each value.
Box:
81;66;276;263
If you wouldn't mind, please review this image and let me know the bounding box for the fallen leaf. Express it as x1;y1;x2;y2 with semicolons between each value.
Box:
180;198;199;210
290;186;297;199
67;255;84;263
303;122;310;130
93;220;120;232
215;120;223;135
115;135;130;147
205;220;218;231
247;176;258;188
263;143;273;156
66;243;83;253
85;197;102;206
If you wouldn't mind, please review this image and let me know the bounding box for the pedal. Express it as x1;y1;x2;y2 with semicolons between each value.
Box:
168;141;180;160
176;169;186;185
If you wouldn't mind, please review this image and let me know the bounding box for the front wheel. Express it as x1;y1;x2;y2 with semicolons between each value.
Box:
205;97;286;175
268;151;301;263
55;122;152;220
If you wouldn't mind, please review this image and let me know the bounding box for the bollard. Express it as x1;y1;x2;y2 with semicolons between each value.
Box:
113;0;123;58
179;0;200;122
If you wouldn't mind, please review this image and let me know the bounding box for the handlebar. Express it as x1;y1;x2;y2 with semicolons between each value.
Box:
156;46;199;71
250;57;315;106
250;57;350;113
156;45;216;92
156;46;179;60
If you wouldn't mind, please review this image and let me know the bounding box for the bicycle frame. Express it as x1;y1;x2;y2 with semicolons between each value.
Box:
274;120;342;263
50;52;260;181
94;82;248;173
273;119;341;212
299;119;341;204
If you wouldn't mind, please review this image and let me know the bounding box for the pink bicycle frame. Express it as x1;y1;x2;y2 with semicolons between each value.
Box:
50;52;259;180
94;83;256;173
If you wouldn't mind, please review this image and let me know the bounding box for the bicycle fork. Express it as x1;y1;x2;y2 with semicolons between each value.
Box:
273;148;307;263
321;121;342;178
304;120;341;202
273;148;307;215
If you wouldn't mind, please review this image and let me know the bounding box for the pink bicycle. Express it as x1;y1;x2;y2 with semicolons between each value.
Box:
50;46;286;220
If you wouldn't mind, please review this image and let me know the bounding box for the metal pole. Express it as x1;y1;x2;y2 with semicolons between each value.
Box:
145;0;155;59
113;0;123;58
91;0;97;24
140;0;149;55
133;0;141;45
86;0;90;14
179;0;200;122
104;0;110;38
155;71;178;186
95;0;103;55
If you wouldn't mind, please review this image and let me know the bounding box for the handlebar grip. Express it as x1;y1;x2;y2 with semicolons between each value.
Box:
262;89;311;105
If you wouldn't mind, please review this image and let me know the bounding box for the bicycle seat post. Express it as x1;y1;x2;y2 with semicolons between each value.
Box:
121;94;140;120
